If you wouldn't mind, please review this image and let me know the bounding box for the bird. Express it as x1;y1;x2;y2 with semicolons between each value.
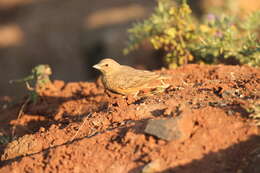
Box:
93;58;170;96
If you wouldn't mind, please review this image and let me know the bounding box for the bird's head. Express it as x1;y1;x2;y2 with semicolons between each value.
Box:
93;58;120;75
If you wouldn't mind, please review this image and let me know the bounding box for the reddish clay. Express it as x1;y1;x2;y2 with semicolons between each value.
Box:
0;64;259;173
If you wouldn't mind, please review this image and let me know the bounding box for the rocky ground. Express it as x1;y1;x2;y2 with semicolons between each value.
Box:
0;64;260;173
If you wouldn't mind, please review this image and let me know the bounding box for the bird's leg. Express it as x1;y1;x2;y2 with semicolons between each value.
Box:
149;80;170;94
160;79;170;88
133;91;140;98
104;89;112;97
105;89;119;98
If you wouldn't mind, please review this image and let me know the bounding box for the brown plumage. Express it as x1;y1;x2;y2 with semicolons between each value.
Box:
93;58;170;96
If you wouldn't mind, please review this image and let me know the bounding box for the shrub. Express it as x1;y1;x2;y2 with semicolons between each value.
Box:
124;0;260;68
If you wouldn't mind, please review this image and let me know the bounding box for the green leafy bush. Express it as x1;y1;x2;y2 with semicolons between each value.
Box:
124;0;260;68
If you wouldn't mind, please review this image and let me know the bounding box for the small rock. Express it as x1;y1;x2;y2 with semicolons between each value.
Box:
142;159;163;173
39;127;45;132
144;113;193;141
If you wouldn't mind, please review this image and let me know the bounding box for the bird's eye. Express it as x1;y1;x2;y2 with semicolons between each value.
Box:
104;64;109;67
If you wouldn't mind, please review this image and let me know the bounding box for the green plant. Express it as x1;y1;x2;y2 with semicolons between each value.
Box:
124;0;196;68
124;0;260;68
195;12;260;66
10;65;52;137
10;64;52;104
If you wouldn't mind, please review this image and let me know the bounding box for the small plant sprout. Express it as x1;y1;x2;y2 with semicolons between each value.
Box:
10;64;52;137
10;64;52;104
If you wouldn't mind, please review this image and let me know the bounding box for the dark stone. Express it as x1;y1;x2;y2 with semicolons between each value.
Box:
144;112;194;141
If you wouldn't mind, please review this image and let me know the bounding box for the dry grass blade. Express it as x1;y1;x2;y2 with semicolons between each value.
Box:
11;97;30;138
70;113;92;141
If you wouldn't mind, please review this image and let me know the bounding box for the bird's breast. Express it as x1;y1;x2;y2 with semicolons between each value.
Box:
101;75;115;90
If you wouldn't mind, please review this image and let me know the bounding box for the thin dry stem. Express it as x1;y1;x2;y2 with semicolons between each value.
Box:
70;113;91;141
11;97;30;138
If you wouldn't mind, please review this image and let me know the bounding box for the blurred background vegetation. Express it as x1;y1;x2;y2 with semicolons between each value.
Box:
0;0;259;99
124;0;260;68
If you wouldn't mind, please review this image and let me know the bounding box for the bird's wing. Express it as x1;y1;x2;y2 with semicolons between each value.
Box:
114;67;160;89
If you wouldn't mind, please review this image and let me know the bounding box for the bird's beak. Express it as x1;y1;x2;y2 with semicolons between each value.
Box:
92;64;100;69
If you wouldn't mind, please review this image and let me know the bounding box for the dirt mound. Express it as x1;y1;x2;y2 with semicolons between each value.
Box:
0;64;260;173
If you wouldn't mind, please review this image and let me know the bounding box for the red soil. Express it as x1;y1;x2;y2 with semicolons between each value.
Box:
0;64;260;173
